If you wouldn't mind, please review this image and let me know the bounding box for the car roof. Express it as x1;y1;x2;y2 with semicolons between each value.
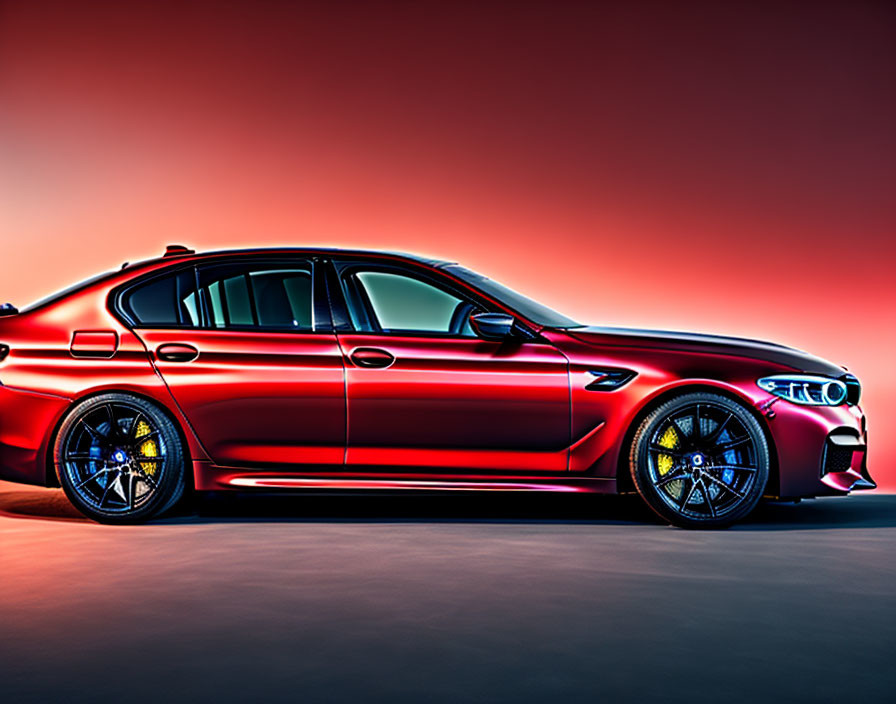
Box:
19;247;453;314
127;246;455;269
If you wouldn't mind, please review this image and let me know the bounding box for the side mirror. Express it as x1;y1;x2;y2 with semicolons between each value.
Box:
469;312;515;341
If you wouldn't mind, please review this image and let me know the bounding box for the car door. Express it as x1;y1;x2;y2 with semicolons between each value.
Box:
121;257;345;468
328;258;571;473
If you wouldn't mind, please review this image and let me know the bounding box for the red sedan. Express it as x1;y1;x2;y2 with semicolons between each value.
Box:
0;246;874;527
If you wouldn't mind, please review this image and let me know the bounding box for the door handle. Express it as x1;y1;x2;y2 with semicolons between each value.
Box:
350;347;395;369
156;343;199;363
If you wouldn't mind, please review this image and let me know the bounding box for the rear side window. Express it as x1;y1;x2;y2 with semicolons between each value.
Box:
198;262;315;331
120;270;199;327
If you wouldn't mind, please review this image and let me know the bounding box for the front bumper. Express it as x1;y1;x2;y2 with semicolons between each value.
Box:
764;399;874;498
819;432;875;492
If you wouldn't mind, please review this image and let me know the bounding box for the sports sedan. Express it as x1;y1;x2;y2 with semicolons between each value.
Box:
0;246;874;527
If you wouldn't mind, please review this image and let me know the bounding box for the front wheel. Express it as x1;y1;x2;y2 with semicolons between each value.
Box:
629;392;769;529
54;393;187;524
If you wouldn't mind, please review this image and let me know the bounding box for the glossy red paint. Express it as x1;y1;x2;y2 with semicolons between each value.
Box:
138;328;345;467
0;247;873;506
338;333;569;472
70;331;119;358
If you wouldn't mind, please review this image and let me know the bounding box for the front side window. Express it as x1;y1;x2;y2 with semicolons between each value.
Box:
198;262;314;331
443;264;582;329
344;268;477;336
120;270;199;327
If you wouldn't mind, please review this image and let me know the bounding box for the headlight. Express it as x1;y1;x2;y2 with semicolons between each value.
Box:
757;375;848;406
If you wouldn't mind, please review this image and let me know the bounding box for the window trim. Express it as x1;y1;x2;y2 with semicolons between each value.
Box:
328;259;536;341
112;263;201;330
110;256;334;334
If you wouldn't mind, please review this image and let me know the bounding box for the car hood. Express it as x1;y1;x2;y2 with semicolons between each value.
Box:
561;326;845;376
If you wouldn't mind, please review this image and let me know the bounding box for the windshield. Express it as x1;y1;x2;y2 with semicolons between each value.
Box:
443;264;582;329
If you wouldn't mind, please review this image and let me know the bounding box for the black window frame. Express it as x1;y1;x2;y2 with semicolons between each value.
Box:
197;259;317;332
111;257;333;333
327;258;536;340
113;263;202;330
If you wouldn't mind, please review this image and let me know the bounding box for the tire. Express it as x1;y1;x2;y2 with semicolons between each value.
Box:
54;393;187;524
629;391;769;529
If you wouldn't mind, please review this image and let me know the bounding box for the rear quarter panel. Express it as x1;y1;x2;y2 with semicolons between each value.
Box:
0;279;208;486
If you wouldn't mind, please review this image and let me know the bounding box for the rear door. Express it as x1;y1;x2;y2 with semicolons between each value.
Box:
121;257;345;468
328;258;571;473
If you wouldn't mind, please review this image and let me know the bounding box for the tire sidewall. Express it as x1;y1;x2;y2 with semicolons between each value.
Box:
54;393;186;524
630;392;770;529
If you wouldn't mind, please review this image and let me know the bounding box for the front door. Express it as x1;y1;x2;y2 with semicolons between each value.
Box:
330;260;570;473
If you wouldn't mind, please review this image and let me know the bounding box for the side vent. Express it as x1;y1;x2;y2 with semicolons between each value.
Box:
0;343;9;361
585;368;637;391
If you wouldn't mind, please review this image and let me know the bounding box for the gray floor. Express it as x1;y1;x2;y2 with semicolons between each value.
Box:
1;481;893;703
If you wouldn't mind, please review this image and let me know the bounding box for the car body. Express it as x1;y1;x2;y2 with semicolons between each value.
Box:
0;246;875;526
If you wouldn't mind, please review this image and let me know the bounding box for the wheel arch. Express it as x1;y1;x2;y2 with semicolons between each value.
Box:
44;388;195;492
614;381;780;496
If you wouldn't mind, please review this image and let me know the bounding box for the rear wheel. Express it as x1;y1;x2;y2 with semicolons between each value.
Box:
54;393;187;524
629;392;769;529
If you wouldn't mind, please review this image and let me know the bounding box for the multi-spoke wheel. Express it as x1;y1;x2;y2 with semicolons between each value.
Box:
629;392;769;528
54;393;186;523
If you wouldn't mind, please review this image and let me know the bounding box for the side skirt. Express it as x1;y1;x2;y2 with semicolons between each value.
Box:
192;461;617;494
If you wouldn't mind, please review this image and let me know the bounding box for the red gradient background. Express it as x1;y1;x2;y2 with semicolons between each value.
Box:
1;1;893;488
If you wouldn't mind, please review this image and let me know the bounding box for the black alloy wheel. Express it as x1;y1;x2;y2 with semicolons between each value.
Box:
55;393;186;523
630;391;769;528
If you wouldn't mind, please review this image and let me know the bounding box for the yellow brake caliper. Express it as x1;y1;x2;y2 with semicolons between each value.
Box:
134;420;159;475
656;425;683;498
656;426;678;475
